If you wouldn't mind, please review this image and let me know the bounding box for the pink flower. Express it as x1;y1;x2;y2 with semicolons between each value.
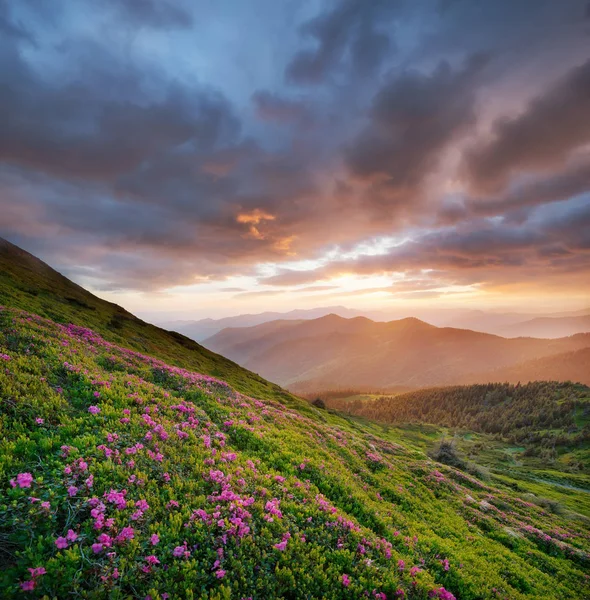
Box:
398;559;405;571
93;391;101;398
41;501;51;511
15;472;34;488
342;574;350;587
215;569;226;579
28;567;46;578
67;486;78;497
145;555;160;565
172;545;185;557
136;499;149;511
88;405;101;415
66;529;78;542
92;543;103;554
20;580;35;591
273;533;290;551
150;534;160;545
116;527;134;542
55;537;68;549
35;418;44;425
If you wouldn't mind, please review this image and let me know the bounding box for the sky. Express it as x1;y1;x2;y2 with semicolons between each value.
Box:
1;0;589;320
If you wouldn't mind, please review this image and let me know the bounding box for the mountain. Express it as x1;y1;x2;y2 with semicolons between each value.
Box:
498;315;590;339
204;314;590;392
442;309;590;337
472;347;590;385
2;306;590;599
158;306;387;341
0;237;291;402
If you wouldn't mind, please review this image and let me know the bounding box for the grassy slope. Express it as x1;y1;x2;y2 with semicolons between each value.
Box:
0;238;295;405
1;307;589;600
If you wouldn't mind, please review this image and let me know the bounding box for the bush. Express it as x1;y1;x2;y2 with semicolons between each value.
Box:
312;397;326;409
430;438;466;469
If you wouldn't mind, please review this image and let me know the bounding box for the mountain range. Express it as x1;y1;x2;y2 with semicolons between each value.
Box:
162;306;590;342
204;314;590;392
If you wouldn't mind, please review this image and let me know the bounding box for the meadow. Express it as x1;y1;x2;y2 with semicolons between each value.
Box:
1;306;589;599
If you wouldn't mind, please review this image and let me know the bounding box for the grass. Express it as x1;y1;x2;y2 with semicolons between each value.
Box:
0;238;298;404
1;307;589;599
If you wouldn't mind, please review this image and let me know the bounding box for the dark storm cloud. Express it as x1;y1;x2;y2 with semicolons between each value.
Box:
0;27;240;185
470;157;590;217
285;0;397;85
464;59;590;193
345;54;488;199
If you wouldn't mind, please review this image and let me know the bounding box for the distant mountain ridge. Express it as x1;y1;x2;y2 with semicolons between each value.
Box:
163;306;590;342
158;306;389;341
204;314;590;392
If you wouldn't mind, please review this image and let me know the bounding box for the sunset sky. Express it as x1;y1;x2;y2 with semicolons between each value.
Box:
1;0;589;320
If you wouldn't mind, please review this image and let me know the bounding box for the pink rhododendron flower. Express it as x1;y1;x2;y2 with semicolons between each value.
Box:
35;418;44;424
145;555;160;565
150;534;160;545
116;527;134;542
28;567;46;578
55;537;68;549
342;574;350;587
215;569;226;579
15;472;34;488
20;580;35;591
273;532;291;551
66;529;78;542
88;405;101;414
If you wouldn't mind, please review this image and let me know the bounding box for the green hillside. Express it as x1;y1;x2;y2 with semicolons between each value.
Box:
1;306;589;599
0;238;293;404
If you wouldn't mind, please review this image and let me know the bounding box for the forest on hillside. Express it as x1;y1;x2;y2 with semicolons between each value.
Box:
321;382;590;455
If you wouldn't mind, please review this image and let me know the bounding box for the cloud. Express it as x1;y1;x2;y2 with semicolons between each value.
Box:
0;0;588;302
285;0;397;85
469;155;590;217
233;289;285;299
463;59;590;193
111;0;194;29
252;91;313;125
259;198;590;292
345;54;489;208
260;269;328;287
